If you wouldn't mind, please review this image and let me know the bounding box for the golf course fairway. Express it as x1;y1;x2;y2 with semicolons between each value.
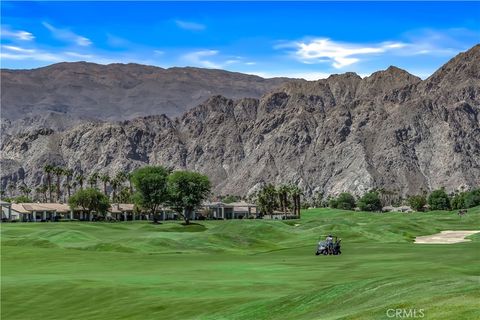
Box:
2;207;479;320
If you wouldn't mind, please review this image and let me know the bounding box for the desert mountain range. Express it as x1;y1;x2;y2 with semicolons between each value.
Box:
1;44;479;198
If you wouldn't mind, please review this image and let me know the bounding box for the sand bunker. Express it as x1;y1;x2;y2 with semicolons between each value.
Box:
415;230;480;244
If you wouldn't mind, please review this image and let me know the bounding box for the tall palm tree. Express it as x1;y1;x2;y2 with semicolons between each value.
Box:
111;178;120;202
44;164;54;202
289;185;302;218
100;174;110;196
126;172;133;193
19;183;31;198
88;172;99;189
72;181;78;193
64;169;74;198
278;185;290;219
53;167;64;202
34;187;42;202
7;181;16;198
115;171;127;186
75;173;85;190
39;185;48;202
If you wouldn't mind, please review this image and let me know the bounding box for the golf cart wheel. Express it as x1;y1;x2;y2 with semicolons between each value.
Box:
315;251;320;256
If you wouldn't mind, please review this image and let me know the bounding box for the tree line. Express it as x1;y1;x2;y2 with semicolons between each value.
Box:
253;184;302;217
325;187;480;212
68;166;211;225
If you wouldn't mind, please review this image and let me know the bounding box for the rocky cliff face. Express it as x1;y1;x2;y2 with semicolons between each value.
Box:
1;45;479;198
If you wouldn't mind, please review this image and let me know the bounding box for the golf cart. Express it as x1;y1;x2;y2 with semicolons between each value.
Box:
315;235;342;255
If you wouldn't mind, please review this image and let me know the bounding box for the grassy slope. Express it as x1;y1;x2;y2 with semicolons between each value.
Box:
1;207;479;320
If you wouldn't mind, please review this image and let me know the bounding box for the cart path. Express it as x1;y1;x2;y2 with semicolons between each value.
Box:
414;230;480;244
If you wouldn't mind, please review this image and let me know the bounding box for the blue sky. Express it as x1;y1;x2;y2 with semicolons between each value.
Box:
1;1;479;79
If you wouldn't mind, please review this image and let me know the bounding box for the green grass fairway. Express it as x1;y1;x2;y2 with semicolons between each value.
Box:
2;208;480;320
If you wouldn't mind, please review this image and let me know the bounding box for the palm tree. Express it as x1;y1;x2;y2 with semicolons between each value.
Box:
289;185;302;218
64;169;74;198
44;164;54;202
100;174;110;196
126;172;133;193
75;173;85;190
34;187;43;202
62;181;72;203
111;178;120;202
7;181;16;198
19;183;31;198
115;171;127;186
72;181;78;193
38;185;48;202
278;185;290;218
88;172;99;189
53;167;64;202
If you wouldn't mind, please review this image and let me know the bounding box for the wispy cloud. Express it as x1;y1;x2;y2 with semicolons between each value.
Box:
175;20;206;31
281;38;406;68
1;26;35;41
181;50;221;68
42;22;92;46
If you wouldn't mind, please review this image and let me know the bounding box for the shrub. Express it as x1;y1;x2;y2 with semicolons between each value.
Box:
332;193;356;210
452;188;480;209
12;196;32;203
428;188;451;210
408;195;427;211
358;192;382;212
464;189;480;208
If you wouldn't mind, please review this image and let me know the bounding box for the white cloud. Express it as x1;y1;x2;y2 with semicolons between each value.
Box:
1;26;34;41
287;38;406;68
1;45;63;62
2;45;35;54
43;22;92;46
181;50;221;69
153;50;164;55
175;20;206;31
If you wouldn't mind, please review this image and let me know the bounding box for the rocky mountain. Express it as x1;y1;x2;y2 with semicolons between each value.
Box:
1;45;479;198
1;62;290;122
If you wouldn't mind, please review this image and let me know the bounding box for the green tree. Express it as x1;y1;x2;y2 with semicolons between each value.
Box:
331;192;356;210
428;188;451;210
88;172;99;189
408;195;427;211
53;166;64;202
44;164;54;202
256;184;278;215
289;185;302;218
222;194;239;204
116;186;133;203
64;168;74;198
68;188;110;216
100;174;110;196
167;170;211;225
358;191;382;212
131;166;170;222
7;182;16;198
277;185;290;217
111;178;120;202
75;173;85;190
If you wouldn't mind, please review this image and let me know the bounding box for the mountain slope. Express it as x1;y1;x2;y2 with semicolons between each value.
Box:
1;62;290;122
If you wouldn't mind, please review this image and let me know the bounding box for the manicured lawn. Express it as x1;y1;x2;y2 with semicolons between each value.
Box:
1;207;479;319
